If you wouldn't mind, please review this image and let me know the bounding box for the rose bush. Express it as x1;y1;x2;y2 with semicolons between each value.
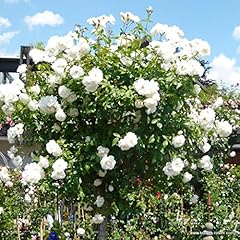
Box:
0;8;240;239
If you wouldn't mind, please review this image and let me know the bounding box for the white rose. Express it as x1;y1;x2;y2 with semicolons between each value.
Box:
198;108;215;130
77;228;85;236
12;155;23;167
51;170;66;180
52;158;68;172
19;93;30;104
98;170;107;177
183;172;193;183
70;65;84;79
198;155;213;171
7;145;17;159
144;98;158;114
39;95;59;114
55;109;67;122
118;132;138;151
163;158;184;177
58;85;72;99
82;67;103;92
134;78;159;97
47;74;62;86
213;97;223;109
85;136;91;142
17;64;27;74
92;214;105;224
108;185;114;192
7;123;24;144
215;120;232;138
64;232;70;238
171;157;184;173
93;179;102;187
172;134;185;148
0;167;10;182
230;151;236;157
38;156;49;169
94;196;105;207
163;162;175;177
97;146;110;158
25;194;31;203
100;155;116;170
52;58;68;75
0;207;4;214
22;163;44;185
200;142;211;153
194;84;201;95
30;84;41;95
0;167;10;183
46;140;62;157
27;100;38;111
2;104;14;115
29;48;45;63
5;181;13;187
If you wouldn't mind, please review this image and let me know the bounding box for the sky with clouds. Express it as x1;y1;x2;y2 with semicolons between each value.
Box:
0;0;240;87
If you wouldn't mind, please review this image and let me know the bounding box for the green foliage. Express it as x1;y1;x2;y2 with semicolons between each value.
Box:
0;9;240;240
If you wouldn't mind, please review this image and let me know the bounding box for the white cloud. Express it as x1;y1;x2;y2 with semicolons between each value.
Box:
0;31;19;44
208;54;240;87
233;26;240;40
24;10;64;30
0;17;11;28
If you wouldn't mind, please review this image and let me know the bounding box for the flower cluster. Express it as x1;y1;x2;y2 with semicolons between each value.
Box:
163;157;185;177
0;79;25;115
198;155;213;171
46;140;62;157
0;9;239;238
97;146;116;170
51;158;68;180
172;134;185;148
134;79;160;114
7;123;24;144
7;146;23;167
118;132;138;151
22;163;44;185
0;167;12;186
94;195;105;207
82;68;103;93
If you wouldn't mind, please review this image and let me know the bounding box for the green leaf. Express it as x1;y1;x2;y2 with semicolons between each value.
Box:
113;132;121;138
148;135;155;144
151;119;158;124
163;140;168;148
112;137;119;146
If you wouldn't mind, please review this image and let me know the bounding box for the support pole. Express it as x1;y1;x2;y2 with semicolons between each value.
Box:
98;218;107;240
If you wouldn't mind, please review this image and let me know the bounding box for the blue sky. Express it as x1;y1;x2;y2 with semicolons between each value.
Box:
0;0;240;85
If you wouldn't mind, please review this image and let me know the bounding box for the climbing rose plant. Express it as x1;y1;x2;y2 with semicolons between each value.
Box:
0;9;240;239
